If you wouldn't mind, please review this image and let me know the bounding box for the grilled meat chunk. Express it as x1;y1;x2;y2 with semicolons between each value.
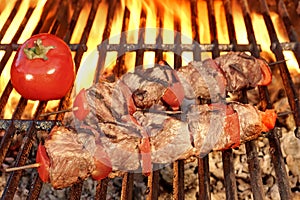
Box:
97;122;141;171
133;111;193;163
177;59;227;102
214;52;263;91
231;102;263;141
44;126;95;189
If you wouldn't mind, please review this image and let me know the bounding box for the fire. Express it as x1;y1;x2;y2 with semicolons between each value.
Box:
0;0;299;119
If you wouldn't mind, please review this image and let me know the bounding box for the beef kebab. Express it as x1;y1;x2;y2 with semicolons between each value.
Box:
6;52;275;189
33;101;276;189
120;51;272;110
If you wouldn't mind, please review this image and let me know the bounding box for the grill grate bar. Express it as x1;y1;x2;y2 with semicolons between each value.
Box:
206;0;239;199
147;167;160;200
145;9;166;200
103;43;261;52
222;149;238;200
94;0;120;83
121;173;134;200
276;0;300;65
245;141;265;200
91;0;121;196
172;14;185;199
173;160;185;200
114;7;130;77
0;44;87;51
69;181;84;200
226;1;267;199
0;120;61;132
189;1;211;198
197;156;211;200
95;178;109;200
268;128;292;200
63;0;85;42
239;1;268;199
135;9;147;70
27;173;43;200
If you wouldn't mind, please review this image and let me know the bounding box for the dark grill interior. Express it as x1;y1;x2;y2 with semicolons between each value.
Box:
0;0;300;199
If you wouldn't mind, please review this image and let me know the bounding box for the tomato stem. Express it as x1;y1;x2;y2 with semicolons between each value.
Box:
24;39;55;60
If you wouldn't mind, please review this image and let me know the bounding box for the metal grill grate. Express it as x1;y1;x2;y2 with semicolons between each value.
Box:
0;0;299;199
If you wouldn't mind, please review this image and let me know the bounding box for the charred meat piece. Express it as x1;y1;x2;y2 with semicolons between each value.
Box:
230;102;263;141
177;58;227;103
122;64;184;110
186;104;230;157
97;121;142;171
133;111;193;163
185;103;275;158
44;126;95;189
214;51;263;91
79;80;135;128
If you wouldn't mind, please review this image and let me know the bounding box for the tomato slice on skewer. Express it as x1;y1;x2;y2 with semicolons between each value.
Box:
260;109;277;132
36;143;50;183
73;89;90;121
257;60;272;86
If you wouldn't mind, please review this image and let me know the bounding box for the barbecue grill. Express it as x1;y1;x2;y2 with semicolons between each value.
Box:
0;0;299;199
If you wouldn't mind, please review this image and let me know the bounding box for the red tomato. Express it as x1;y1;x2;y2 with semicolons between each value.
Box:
10;33;75;101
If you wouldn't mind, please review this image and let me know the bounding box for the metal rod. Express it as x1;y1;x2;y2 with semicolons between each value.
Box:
98;43;261;53
190;0;201;61
0;43;87;52
276;0;300;66
232;1;267;199
121;173;134;200
63;0;86;42
173;13;184;200
245;141;264;200
173;160;185;200
197;156;211;200
95;178;109;200
26;174;44;200
147;167;160;200
114;7;130;77
135;9;147;70
268;128;292;199
94;0;119;83
222;149;238;200
69;182;84;200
